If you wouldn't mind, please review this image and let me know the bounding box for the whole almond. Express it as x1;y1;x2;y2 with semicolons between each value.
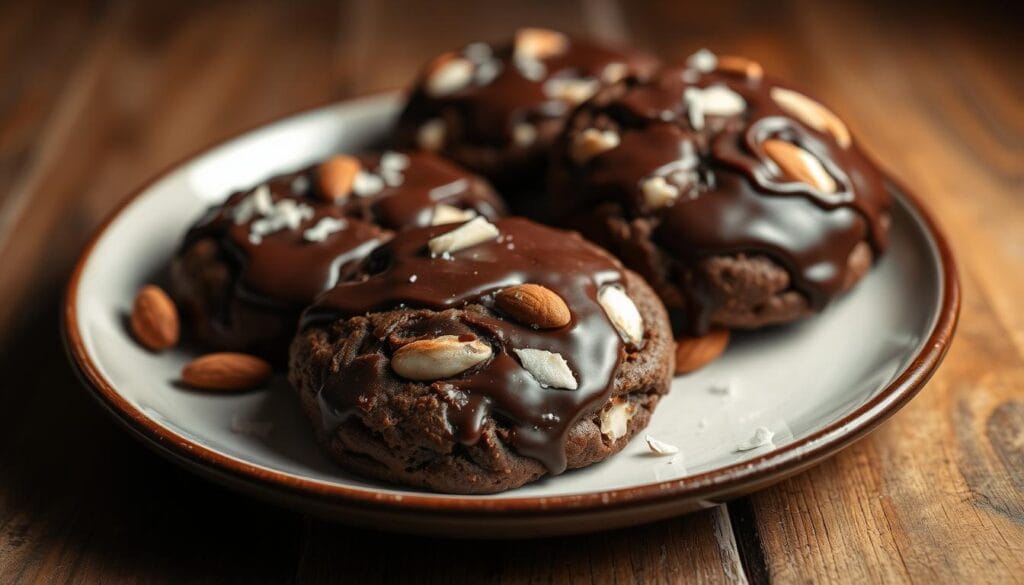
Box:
762;138;837;193
392;335;492;381
181;353;272;391
495;284;571;329
317;155;361;201
675;329;730;375
770;87;851;148
130;285;179;351
716;55;764;81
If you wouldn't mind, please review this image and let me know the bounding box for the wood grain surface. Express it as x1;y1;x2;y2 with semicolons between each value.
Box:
0;0;1020;583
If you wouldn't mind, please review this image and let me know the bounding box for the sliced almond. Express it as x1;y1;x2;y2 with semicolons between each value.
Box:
598;284;644;346
571;128;620;163
428;216;499;255
642;176;680;209
430;203;477;226
600;399;635;441
495;284;571;329
426;54;474;97
715;55;764;81
514;28;568;61
762;138;837;193
417;119;446;151
543;77;600;105
770;87;851;148
675;329;730;374
392;335;492;381
317;155;361;201
182;353;272;391
685;84;746;131
513;348;577;390
130;285;180;351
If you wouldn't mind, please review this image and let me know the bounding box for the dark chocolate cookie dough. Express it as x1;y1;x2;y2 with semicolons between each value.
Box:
394;28;658;206
548;50;892;334
289;217;674;493
170;151;506;362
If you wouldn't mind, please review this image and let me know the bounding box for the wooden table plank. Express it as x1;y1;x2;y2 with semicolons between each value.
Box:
0;1;335;583
742;2;1024;582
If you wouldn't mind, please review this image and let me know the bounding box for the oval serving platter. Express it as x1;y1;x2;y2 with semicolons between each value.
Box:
64;93;959;538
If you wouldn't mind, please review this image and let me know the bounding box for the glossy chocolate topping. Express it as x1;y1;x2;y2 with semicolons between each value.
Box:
183;151;505;310
398;33;658;147
555;61;892;332
302;218;632;473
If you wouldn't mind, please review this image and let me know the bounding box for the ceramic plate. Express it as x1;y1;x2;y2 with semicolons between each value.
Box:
64;94;959;538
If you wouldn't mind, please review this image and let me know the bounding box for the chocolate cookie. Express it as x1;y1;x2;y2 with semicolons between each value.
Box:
394;28;658;206
170;151;506;362
289;217;674;494
548;50;892;334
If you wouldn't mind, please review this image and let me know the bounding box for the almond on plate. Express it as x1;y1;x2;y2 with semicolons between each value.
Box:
130;285;179;351
181;353;272;391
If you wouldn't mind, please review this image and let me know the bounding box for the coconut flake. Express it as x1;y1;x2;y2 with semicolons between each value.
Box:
302;216;348;243
248;198;314;244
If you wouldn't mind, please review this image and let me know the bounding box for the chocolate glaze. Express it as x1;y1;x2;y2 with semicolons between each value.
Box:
301;218;631;473
553;64;892;333
397;34;658;147
183;151;506;314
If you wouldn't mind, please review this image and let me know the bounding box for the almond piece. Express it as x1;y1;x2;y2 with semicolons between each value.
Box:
427;216;499;255
514;28;568;61
770;87;851;148
130;285;179;351
675;329;730;374
182;353;272;391
600;399;635;441
762;138;837;193
598;284;644;346
426;53;474;97
571;128;620;163
417;119;446;151
495;284;571;329
716;55;764;81
430;203;477;226
543;77;600;105
317;155;361;201
392;335;492;381
513;348;577;390
641;176;680;209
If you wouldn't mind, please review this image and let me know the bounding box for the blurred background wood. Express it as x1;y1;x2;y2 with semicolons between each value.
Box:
0;0;1020;582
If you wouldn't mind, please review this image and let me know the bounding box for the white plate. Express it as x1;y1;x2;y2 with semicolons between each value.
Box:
64;94;959;537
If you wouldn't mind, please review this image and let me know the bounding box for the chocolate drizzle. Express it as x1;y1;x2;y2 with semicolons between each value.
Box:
301;218;629;473
183;151;506;312
554;64;892;333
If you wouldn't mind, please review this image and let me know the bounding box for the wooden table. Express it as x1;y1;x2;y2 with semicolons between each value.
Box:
1;1;1020;582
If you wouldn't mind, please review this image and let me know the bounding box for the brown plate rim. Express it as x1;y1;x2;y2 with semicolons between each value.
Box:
62;93;960;517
